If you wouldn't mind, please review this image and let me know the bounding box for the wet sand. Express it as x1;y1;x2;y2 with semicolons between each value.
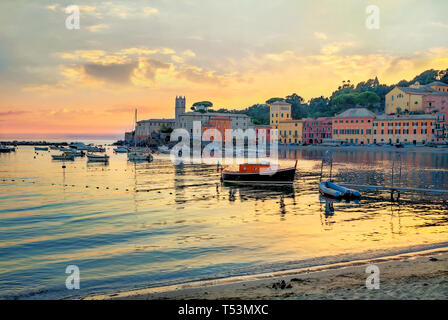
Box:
89;248;448;300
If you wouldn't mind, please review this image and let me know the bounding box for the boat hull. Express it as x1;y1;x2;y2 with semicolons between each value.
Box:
52;155;75;161
319;181;361;199
319;182;343;198
222;167;296;185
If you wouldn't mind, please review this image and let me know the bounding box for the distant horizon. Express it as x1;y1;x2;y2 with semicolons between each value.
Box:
0;133;123;142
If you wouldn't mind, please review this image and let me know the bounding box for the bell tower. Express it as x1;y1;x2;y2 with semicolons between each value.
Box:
175;96;186;128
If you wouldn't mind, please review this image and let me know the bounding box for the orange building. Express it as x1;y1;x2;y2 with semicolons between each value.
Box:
372;114;438;144
332;108;376;144
202;116;231;141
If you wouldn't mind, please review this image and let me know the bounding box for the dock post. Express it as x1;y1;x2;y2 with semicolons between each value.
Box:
319;158;324;182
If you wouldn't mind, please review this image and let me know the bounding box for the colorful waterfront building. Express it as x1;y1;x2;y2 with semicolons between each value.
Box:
270;101;291;129
255;125;271;144
385;81;448;115
372;114;439;144
278;120;304;144
302;117;332;144
332;107;442;145
332;108;376;144
202;116;232;141
135;118;175;143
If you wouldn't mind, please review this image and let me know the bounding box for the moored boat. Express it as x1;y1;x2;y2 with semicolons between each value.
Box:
319;181;361;199
0;146;12;153
87;146;106;153
113;146;128;153
51;152;75;161
127;149;153;162
221;161;297;185
158;145;170;154
319;181;343;198
35;146;49;151
86;153;109;162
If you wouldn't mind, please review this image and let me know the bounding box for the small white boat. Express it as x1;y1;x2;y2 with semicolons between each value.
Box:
35;146;49;151
0;146;13;153
87;153;109;162
66;149;85;157
158;145;170;154
52;152;75;161
69;142;89;150
87;146;106;153
128;149;153;162
113;146;128;153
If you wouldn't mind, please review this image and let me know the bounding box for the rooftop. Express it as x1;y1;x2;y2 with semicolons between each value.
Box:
269;101;291;106
375;114;436;120
137;118;175;123
180;112;249;118
334;108;376;118
427;81;448;87
395;83;448;96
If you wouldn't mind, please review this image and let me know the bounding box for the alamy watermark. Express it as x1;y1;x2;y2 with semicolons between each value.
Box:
65;5;80;30
169;121;279;169
365;5;380;30
365;264;380;289
65;265;80;290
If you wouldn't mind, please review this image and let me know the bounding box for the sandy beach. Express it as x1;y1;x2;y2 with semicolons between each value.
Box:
88;248;448;300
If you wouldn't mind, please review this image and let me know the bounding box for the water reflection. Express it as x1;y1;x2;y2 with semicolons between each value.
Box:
1;146;448;299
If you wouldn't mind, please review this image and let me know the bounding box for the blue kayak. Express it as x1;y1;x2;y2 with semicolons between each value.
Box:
319;182;343;198
319;181;361;199
327;181;361;198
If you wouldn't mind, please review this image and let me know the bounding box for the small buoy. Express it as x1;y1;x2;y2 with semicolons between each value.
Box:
62;165;66;169
86;186;89;188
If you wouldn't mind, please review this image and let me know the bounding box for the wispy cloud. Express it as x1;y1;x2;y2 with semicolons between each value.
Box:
143;7;159;16
87;24;109;33
314;32;328;40
430;21;448;29
0;110;29;116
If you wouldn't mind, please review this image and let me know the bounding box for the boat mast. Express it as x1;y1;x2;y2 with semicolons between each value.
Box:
134;108;137;149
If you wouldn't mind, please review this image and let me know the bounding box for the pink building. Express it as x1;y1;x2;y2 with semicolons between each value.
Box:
423;94;448;124
302;117;332;144
255;125;271;144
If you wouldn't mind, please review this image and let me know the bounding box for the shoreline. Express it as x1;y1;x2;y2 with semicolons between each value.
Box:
86;246;448;300
279;144;448;153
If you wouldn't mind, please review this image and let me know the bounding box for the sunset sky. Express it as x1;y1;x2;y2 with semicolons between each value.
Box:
1;0;448;138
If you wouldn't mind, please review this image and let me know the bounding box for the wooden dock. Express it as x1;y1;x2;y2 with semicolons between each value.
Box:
340;184;448;194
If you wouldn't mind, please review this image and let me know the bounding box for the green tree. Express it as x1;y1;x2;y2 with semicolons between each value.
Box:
265;97;284;104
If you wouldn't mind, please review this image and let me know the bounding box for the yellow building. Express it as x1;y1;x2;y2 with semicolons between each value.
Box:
270;101;291;129
385;81;448;114
278;120;304;144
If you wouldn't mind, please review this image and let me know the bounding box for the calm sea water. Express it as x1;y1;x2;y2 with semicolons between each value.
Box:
0;145;447;299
